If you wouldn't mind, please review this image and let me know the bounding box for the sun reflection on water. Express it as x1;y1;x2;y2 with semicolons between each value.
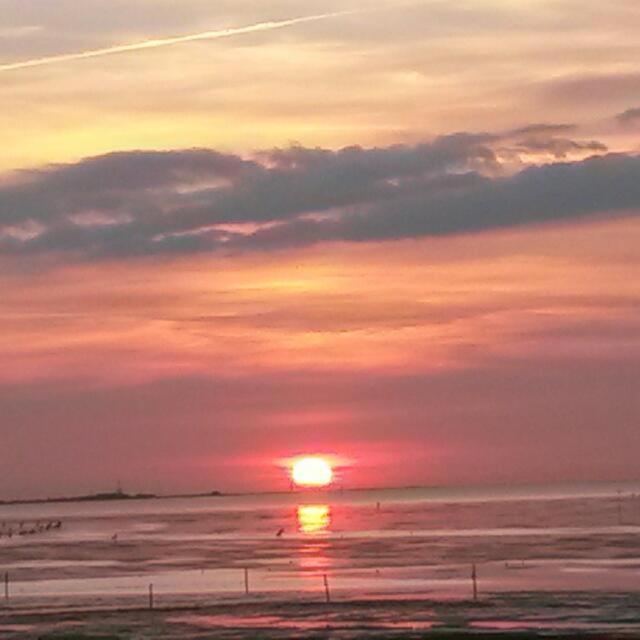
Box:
297;504;331;535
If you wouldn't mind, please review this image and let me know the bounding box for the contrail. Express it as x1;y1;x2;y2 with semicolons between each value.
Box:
0;11;354;74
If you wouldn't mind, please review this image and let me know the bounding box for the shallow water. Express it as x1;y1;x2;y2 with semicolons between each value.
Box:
1;481;640;636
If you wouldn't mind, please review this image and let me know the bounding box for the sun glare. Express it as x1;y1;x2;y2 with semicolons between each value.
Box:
291;456;333;487
297;504;331;534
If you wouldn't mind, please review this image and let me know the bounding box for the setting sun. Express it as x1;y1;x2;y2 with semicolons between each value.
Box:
291;457;333;488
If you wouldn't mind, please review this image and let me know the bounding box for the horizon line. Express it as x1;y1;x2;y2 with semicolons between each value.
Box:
3;477;640;507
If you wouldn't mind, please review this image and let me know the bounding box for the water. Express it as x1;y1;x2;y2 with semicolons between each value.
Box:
1;481;640;636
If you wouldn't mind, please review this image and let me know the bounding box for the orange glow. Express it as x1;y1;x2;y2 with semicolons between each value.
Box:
291;456;333;487
297;504;331;534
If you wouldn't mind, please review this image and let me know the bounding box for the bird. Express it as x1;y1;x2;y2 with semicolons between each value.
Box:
276;528;285;537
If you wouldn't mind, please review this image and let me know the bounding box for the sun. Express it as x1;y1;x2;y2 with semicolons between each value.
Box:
291;456;333;488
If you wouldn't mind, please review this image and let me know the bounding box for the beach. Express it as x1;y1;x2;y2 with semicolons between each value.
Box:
2;482;640;637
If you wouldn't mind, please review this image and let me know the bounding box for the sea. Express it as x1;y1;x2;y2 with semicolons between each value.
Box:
2;481;640;637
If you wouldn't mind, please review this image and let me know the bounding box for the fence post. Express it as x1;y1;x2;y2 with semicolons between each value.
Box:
244;567;250;595
471;564;478;601
323;574;331;603
148;583;154;610
4;572;8;600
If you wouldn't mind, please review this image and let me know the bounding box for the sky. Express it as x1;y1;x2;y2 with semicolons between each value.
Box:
1;0;639;499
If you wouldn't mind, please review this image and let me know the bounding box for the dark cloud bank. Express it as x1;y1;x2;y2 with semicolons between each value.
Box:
1;129;638;260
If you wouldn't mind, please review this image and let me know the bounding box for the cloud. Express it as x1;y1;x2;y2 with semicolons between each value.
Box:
0;25;43;39
507;123;576;137
513;137;607;159
616;107;640;126
236;152;640;251
500;122;607;159
540;73;640;105
1;132;636;259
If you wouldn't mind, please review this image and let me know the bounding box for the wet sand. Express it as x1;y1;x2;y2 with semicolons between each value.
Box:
3;484;640;637
3;594;640;639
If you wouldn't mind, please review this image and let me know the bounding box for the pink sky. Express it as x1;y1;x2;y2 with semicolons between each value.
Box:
1;0;639;498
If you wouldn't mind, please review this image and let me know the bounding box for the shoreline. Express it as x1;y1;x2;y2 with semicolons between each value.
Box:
3;478;640;509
